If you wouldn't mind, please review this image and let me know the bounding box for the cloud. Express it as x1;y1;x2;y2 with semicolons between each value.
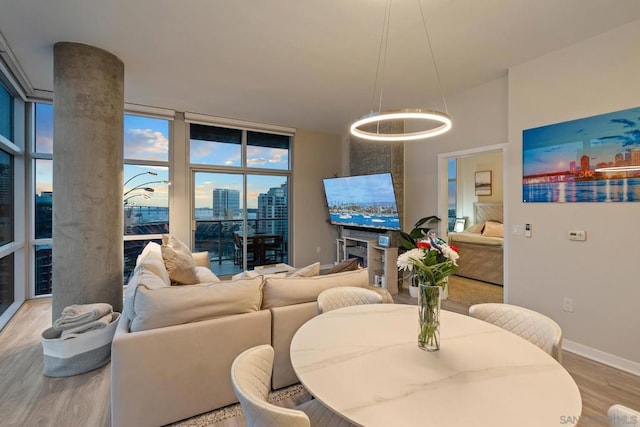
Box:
611;118;636;128
124;128;168;160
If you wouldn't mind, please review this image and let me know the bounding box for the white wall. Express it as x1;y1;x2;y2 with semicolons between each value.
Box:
404;76;508;231
508;19;640;369
292;129;343;267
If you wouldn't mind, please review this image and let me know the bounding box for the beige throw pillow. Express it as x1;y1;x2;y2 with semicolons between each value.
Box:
482;221;504;238
288;262;320;277
465;223;485;234
161;234;198;285
195;266;220;283
324;258;359;275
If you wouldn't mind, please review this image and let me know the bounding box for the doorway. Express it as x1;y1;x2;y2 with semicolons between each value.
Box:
437;143;507;304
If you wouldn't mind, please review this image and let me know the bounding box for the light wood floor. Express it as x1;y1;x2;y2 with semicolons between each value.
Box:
1;288;639;427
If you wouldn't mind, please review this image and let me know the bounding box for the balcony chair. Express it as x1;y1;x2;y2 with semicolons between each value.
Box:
317;286;384;314
231;344;354;427
468;303;563;362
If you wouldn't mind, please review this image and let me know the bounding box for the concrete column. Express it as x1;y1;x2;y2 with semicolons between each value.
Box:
52;42;124;322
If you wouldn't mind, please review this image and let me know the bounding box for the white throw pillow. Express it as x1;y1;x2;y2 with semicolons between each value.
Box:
161;234;198;285
124;251;170;321
195;266;221;283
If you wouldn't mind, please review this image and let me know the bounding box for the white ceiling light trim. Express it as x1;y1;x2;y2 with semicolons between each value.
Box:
350;0;452;142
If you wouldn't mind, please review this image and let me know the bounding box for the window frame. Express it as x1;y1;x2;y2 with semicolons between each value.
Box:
187;117;294;275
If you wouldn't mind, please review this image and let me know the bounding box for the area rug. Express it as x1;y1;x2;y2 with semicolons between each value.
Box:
167;384;311;426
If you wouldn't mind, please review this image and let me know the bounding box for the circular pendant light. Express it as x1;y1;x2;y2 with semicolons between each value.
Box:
350;108;452;142
350;0;452;142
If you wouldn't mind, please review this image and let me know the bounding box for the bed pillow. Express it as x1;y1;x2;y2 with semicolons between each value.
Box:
465;223;485;234
482;221;504;238
161;234;198;285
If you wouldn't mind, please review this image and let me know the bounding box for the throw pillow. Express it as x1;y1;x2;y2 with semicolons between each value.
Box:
191;251;211;269
482;221;504;238
161;234;198;285
324;258;359;275
194;266;221;283
288;262;320;277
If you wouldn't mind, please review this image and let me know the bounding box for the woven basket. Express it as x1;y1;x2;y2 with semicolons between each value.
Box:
41;312;120;377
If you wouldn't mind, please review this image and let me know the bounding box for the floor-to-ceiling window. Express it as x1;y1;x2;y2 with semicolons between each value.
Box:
0;75;25;329
31;103;173;292
123;114;171;283
189;122;292;276
447;158;457;232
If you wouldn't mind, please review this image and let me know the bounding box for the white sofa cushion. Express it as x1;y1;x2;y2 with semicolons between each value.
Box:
261;269;369;309
129;276;265;332
161;234;198;285
124;243;170;321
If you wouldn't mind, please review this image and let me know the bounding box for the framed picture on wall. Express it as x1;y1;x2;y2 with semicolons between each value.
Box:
453;218;466;233
475;170;492;196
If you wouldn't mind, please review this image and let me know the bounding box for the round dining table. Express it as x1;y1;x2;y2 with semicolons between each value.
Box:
290;304;582;427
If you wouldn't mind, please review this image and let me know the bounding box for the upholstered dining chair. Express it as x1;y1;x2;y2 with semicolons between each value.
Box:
231;344;354;427
608;404;640;427
468;303;563;362
317;286;384;314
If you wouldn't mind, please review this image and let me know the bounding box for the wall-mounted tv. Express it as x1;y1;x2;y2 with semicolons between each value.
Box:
322;172;401;231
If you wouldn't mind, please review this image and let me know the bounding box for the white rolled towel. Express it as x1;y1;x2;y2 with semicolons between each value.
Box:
53;303;113;331
60;313;115;340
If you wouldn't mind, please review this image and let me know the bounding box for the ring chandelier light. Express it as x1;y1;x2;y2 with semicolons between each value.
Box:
350;0;452;142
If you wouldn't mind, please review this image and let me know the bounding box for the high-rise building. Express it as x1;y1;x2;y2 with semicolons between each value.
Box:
257;183;288;236
212;188;240;219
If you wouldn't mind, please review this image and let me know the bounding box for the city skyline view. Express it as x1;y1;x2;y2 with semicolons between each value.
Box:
523;106;640;177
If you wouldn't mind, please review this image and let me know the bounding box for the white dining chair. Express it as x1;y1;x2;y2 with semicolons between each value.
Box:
317;286;384;314
469;303;563;362
231;344;354;427
608;404;640;426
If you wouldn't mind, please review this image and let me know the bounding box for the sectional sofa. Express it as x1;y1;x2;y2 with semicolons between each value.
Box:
110;239;392;427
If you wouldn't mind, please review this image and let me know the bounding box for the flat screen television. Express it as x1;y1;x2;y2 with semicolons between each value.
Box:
322;172;401;231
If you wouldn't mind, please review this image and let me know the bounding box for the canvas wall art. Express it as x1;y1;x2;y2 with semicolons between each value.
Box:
475;171;492;196
523;106;640;202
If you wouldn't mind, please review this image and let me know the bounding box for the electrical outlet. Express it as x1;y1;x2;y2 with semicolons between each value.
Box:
513;225;525;236
562;297;574;313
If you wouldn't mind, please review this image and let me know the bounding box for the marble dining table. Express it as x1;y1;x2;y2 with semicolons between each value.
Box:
290;304;582;427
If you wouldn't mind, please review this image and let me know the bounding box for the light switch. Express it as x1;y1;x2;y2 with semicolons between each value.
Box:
568;230;586;241
513;225;524;236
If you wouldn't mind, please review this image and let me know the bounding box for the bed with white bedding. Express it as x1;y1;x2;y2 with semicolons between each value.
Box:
447;202;504;286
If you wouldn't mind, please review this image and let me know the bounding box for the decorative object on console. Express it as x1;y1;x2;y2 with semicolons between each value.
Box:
397;232;459;351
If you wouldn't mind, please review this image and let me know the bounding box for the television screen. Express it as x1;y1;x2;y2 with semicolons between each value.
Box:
322;173;401;231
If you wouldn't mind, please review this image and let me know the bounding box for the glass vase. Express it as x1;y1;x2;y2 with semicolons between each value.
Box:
418;283;441;351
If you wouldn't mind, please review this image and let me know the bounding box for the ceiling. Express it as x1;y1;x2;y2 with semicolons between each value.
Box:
1;0;640;135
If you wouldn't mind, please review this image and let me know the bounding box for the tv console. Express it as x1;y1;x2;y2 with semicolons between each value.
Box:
336;229;398;295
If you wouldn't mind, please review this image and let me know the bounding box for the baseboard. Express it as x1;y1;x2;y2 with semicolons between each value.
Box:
563;339;640;376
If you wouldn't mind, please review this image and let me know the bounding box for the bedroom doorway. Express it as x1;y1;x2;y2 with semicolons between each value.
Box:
437;144;507;305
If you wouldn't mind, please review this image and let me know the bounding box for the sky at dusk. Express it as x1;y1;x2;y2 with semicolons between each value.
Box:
34;104;289;209
523;106;640;176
